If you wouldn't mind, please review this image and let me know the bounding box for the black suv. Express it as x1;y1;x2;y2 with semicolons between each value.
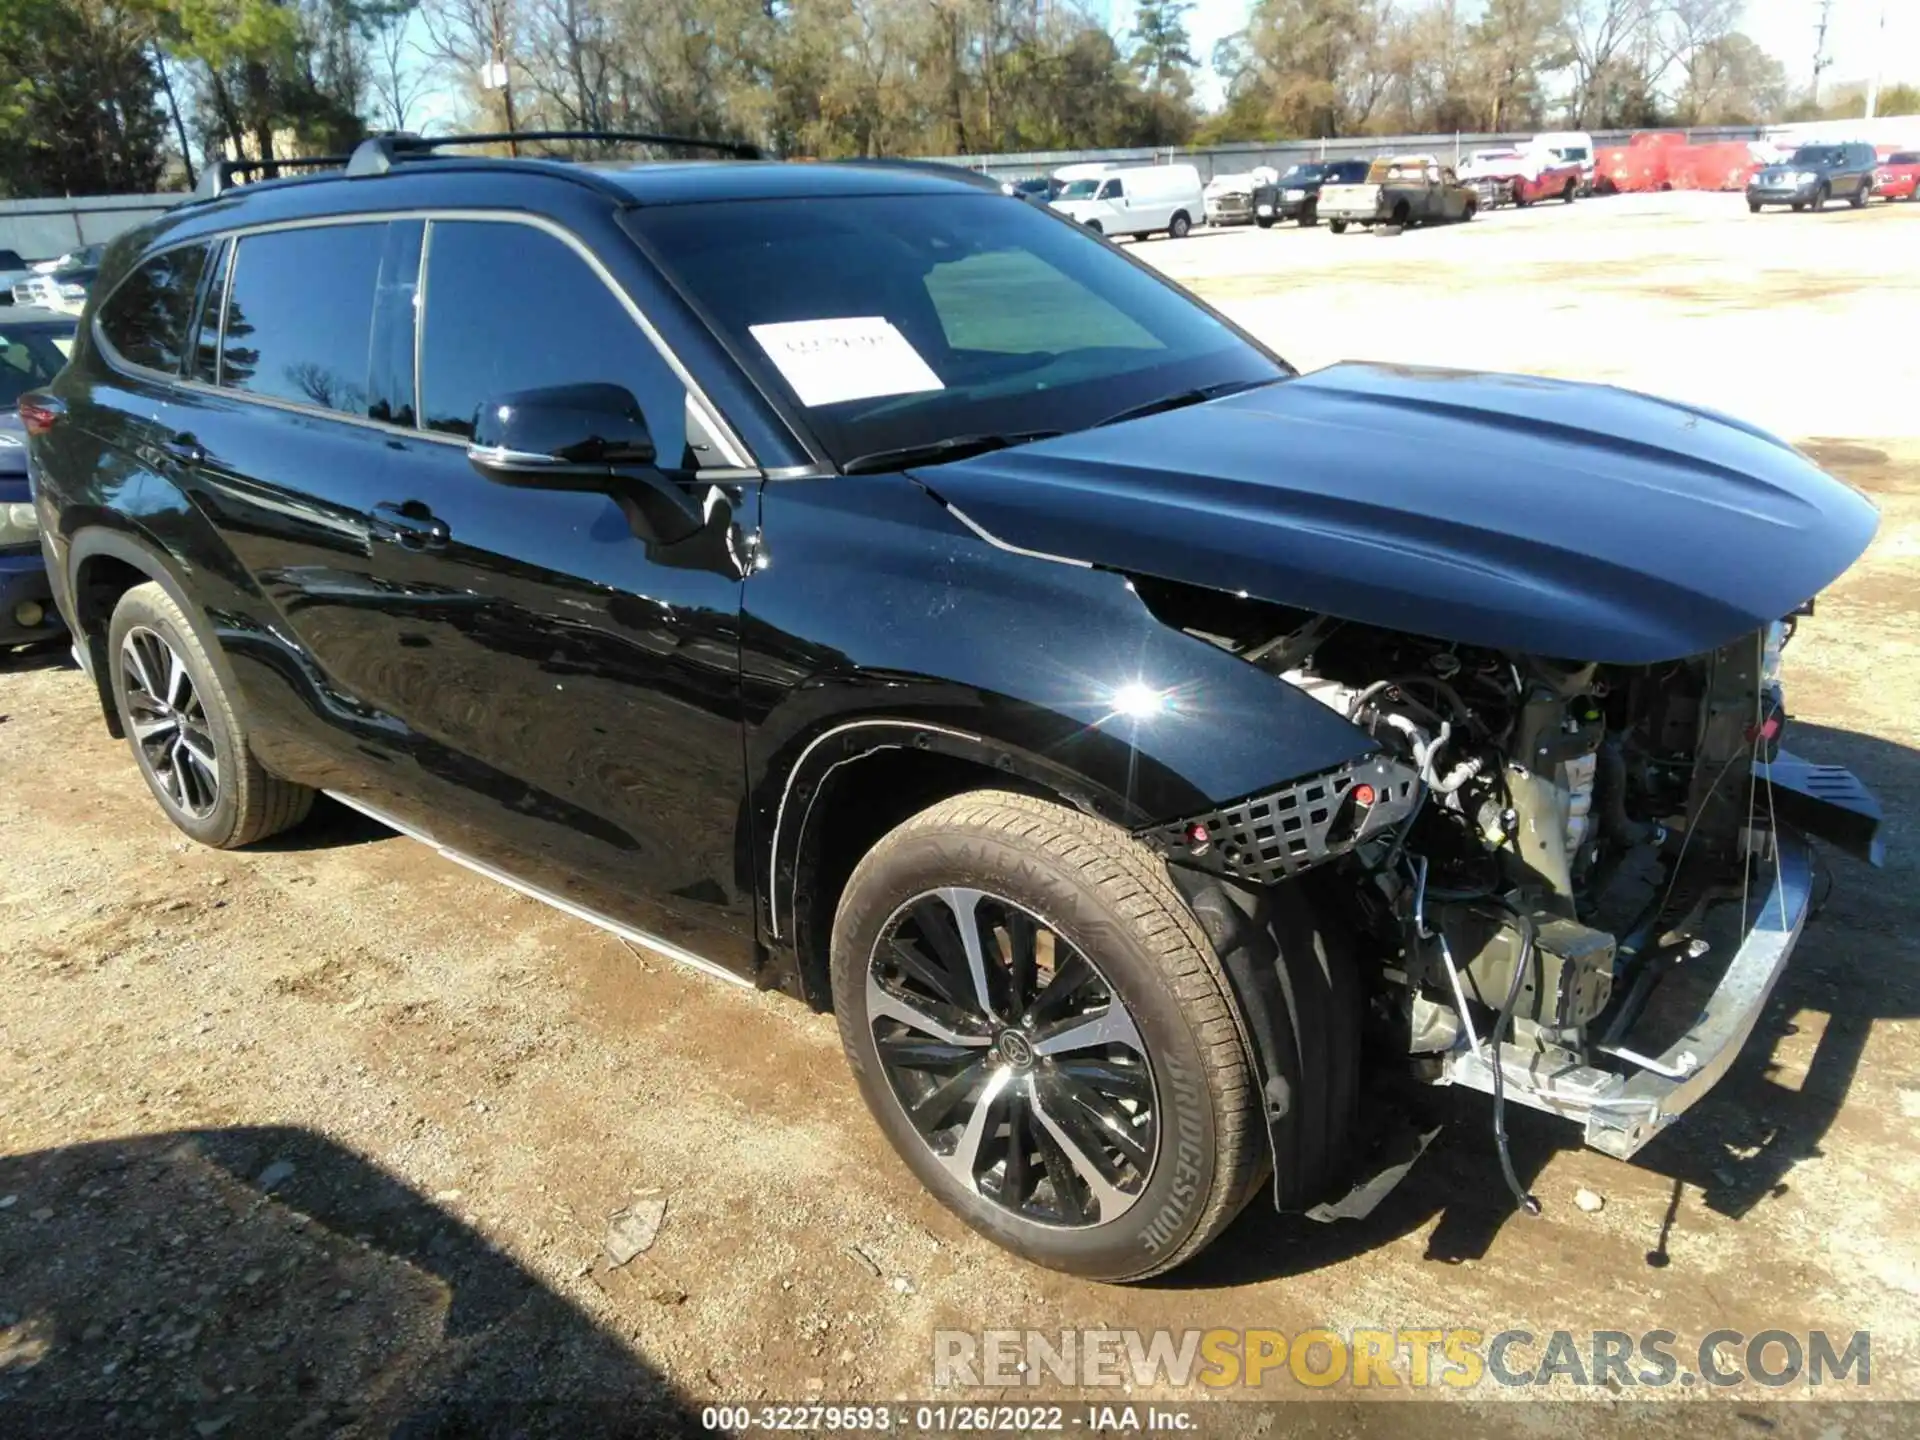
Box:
1251;159;1371;227
25;132;1883;1282
1747;142;1879;212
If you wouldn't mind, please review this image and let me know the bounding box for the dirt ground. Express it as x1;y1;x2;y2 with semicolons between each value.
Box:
3;192;1918;1437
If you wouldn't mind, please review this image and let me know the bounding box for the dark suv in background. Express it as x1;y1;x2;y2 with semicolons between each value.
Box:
1252;159;1371;228
23;131;1882;1283
1746;142;1879;212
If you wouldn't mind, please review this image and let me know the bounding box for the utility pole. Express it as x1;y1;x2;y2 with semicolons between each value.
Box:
1810;0;1833;108
1865;0;1888;119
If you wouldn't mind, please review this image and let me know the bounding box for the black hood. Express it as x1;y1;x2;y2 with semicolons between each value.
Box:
917;362;1877;664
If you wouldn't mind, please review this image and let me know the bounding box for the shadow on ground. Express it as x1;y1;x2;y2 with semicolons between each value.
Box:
1164;720;1916;1288
0;1126;705;1437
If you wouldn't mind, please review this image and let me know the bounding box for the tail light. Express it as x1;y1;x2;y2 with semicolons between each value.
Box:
18;392;62;437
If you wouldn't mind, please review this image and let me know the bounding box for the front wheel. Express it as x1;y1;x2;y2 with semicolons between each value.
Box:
1168;211;1191;239
1562;180;1576;204
1298;203;1318;227
1749;200;1762;213
1811;186;1828;212
107;582;314;848
1255;215;1274;229
1849;184;1867;208
831;791;1264;1281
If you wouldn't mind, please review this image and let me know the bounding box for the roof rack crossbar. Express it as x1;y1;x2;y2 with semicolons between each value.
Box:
193;153;354;200
346;129;765;177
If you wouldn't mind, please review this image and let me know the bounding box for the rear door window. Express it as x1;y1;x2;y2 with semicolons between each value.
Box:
97;243;212;375
219;223;385;415
416;220;693;467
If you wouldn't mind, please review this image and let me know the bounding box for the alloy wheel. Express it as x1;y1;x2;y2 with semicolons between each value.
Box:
120;625;221;818
866;887;1158;1228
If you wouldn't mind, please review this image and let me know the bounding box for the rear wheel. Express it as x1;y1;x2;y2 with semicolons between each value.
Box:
1749;200;1762;213
1169;211;1192;239
1460;199;1477;222
1255;215;1274;229
107;583;313;849
830;791;1263;1280
1329;219;1348;234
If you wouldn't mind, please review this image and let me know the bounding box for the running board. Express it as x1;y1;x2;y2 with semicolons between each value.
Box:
321;790;752;990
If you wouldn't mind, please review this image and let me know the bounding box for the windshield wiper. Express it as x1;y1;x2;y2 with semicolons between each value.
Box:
1092;377;1279;429
840;430;1063;475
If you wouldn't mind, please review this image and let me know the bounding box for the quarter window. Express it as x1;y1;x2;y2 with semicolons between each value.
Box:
220;223;386;415
418;221;691;467
97;244;211;374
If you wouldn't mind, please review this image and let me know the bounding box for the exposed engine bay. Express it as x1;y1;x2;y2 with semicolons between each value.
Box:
1130;575;1863;1206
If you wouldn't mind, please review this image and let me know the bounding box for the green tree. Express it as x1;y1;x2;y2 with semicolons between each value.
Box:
0;0;169;197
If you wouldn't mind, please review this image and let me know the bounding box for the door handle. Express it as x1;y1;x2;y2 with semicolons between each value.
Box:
371;500;450;550
159;435;205;465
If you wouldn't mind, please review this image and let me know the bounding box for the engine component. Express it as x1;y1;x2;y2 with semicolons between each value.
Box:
1444;907;1616;1034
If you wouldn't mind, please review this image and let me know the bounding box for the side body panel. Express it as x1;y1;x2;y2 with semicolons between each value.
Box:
739;471;1380;976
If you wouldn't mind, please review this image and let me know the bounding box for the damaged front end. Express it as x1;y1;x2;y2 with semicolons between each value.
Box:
1131;582;1882;1194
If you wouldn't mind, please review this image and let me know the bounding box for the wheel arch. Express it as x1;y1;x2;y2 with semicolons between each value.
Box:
771;718;1151;1009
63;524;226;740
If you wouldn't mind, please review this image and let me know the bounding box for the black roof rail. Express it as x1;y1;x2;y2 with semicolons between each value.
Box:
192;153;353;201
345;129;767;177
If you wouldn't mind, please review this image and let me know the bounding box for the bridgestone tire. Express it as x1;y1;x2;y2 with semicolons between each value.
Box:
107;582;314;849
830;791;1262;1281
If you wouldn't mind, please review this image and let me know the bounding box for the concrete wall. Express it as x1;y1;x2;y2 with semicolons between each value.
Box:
932;127;1783;183
0;193;178;264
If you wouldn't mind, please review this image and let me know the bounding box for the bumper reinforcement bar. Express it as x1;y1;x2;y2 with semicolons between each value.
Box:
1441;830;1814;1160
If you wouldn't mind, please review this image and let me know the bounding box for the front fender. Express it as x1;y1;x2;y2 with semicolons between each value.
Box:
742;472;1379;936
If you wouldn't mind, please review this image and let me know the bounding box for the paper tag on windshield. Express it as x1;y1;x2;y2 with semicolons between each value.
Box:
749;317;945;408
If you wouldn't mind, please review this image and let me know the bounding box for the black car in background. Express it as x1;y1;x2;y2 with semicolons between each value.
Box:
23;135;1882;1283
1746;142;1879;212
1;307;75;646
1252;159;1371;227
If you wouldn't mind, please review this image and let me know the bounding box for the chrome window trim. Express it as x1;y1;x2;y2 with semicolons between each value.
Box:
95;208;753;470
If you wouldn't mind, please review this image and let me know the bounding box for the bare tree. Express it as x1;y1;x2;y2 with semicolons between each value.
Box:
370;7;430;130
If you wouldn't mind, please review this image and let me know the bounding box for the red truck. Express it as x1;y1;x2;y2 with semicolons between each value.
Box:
1458;148;1583;209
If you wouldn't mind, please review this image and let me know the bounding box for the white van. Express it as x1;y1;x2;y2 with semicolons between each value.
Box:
1049;163;1205;240
1532;131;1597;192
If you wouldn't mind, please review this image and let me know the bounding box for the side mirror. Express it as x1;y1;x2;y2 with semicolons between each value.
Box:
467;382;656;488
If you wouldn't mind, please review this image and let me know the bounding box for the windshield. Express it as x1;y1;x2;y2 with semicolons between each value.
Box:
1792;147;1845;166
0;322;73;407
1056;179;1100;199
1283;164;1328;181
631;193;1283;468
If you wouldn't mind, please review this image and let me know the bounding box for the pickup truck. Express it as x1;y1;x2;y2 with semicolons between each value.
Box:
0;249;36;307
1320;155;1477;233
1458;148;1582;208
